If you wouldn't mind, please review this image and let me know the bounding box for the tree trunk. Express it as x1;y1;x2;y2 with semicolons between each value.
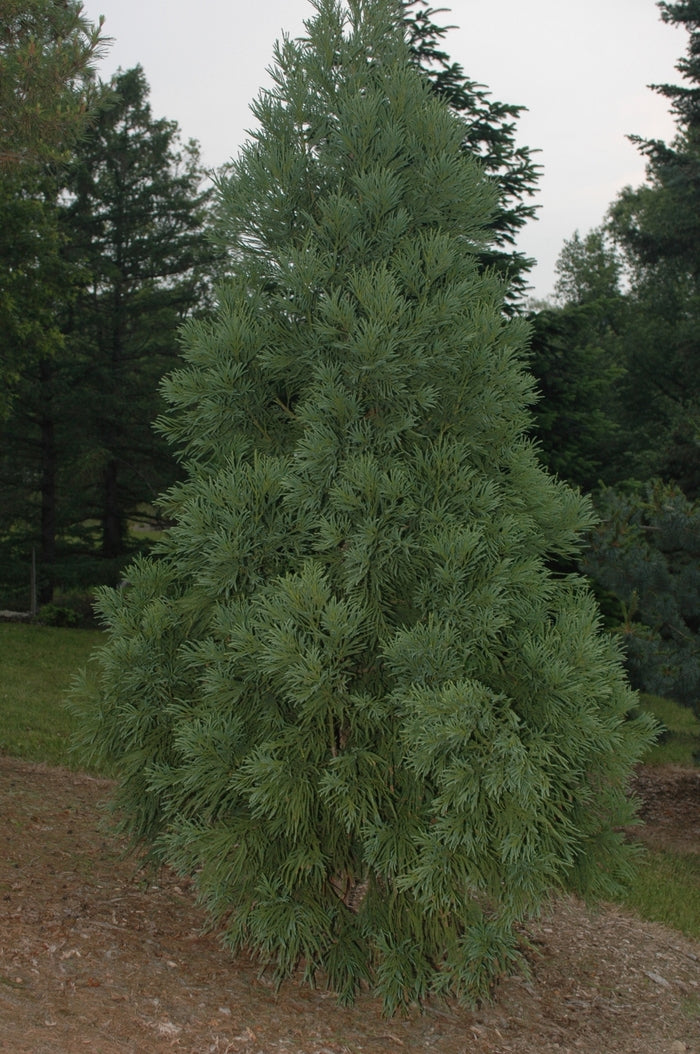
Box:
39;360;56;604
102;458;123;558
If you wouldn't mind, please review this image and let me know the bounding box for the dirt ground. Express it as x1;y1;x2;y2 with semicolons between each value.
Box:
1;757;698;1054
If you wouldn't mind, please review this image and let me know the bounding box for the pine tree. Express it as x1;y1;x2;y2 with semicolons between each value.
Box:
608;0;700;494
582;482;700;716
0;0;107;168
402;1;540;304
1;66;220;605
73;0;654;1012
528;229;628;491
59;66;220;558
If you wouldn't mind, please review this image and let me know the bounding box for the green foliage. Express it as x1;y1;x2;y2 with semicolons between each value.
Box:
0;0;108;168
582;483;700;716
402;1;540;304
56;65;220;558
554;228;623;308
72;0;654;1013
614;848;700;940
527;230;628;491
535;2;700;495
36;588;98;627
615;0;700;278
36;603;79;627
639;694;700;766
528;313;623;491
0;165;77;420
0;623;104;769
606;0;700;495
0;65;221;607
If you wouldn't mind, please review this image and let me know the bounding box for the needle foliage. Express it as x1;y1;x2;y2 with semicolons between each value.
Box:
72;0;655;1013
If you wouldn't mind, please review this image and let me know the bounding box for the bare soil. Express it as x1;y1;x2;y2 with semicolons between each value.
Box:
1;757;698;1054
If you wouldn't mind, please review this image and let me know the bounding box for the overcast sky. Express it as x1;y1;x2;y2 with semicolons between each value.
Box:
81;0;683;299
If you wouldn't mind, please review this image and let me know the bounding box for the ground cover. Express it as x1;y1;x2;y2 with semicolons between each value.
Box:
0;625;103;768
0;759;698;1053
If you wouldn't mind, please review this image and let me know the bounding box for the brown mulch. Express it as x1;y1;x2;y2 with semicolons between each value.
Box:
1;757;698;1054
631;766;700;854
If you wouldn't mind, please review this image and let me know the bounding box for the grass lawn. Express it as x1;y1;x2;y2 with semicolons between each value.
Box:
618;848;700;940
639;693;700;766
0;622;103;770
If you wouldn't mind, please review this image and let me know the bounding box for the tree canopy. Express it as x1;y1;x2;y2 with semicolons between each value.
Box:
0;0;108;168
0;65;220;605
606;0;700;493
403;0;540;302
58;65;220;558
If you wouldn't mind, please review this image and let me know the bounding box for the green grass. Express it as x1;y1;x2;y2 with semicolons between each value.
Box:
616;848;700;940
607;693;700;942
639;693;700;766
0;622;103;770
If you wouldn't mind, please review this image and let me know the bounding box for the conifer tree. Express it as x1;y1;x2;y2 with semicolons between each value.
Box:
0;0;107;169
528;230;628;491
402;1;540;304
608;0;700;493
59;66;219;559
73;0;654;1012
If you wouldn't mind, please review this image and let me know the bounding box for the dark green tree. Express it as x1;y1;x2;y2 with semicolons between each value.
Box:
0;65;220;604
0;335;78;606
608;0;700;494
403;0;540;303
528;229;628;491
0;165;69;419
582;481;700;716
553;228;624;307
59;65;220;558
0;0;107;168
73;0;653;1013
615;0;700;276
0;1;109;427
0;161;86;604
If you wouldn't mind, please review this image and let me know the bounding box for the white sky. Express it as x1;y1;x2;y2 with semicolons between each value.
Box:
81;0;683;299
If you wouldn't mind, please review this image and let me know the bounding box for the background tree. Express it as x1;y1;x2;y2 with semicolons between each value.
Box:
0;158;85;603
402;0;540;304
582;482;700;717
0;0;107;168
0;65;220;604
0;165;71;420
528;229;628;491
608;0;700;495
0;0;108;427
58;65;220;559
73;0;653;1013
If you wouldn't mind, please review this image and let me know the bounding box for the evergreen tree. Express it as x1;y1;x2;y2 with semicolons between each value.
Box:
59;66;220;558
0;66;219;604
0;162;85;604
0;165;70;419
403;1;540;303
582;482;700;716
73;0;653;1012
528;229;628;491
608;0;700;494
553;228;624;307
0;0;108;423
0;0;107;168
